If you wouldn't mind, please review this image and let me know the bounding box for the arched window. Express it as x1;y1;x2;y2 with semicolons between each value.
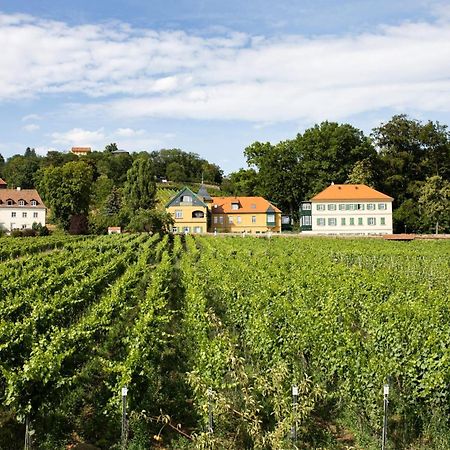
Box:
192;210;205;218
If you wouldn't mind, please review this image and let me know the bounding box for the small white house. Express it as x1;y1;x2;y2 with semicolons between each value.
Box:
0;181;47;232
300;184;393;235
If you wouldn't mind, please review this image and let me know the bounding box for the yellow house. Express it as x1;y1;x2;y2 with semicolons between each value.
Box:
166;186;282;234
210;196;281;233
166;187;209;233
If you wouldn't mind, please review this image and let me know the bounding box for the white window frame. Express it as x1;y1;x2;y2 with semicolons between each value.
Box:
380;217;386;225
341;217;346;226
31;200;37;206
316;204;325;211
19;200;25;206
267;213;275;223
228;216;234;224
175;210;183;219
181;195;192;203
213;216;218;224
231;203;239;210
237;216;242;224
368;217;376;226
302;216;312;226
33;212;38;218
302;203;311;211
219;216;224;224
317;218;325;226
251;215;256;223
22;212;27;218
327;204;336;211
378;203;387;210
367;203;376;210
328;218;337;226
11;212;16;218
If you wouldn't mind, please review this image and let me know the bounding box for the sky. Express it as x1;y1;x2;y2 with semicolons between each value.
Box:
0;0;449;174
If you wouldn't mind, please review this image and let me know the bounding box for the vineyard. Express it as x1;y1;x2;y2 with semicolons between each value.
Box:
0;234;449;449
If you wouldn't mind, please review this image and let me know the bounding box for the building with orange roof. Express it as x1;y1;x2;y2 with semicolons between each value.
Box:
0;181;47;232
70;147;91;156
300;183;393;235
166;185;281;234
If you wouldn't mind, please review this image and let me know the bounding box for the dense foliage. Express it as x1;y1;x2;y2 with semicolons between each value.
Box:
0;234;449;449
223;115;450;232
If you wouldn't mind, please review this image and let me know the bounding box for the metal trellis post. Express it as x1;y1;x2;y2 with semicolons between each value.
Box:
121;387;128;449
382;383;389;450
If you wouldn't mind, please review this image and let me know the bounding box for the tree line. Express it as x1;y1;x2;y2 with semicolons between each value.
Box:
0;147;223;234
0;114;449;234
222;115;450;233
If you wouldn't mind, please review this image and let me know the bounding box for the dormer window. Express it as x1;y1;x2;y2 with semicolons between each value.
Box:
251;204;256;209
6;199;14;206
181;195;192;203
231;202;239;210
19;200;26;206
31;200;37;206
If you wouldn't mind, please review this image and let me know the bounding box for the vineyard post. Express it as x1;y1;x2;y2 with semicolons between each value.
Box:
207;387;214;434
382;383;389;450
121;387;128;449
292;385;298;444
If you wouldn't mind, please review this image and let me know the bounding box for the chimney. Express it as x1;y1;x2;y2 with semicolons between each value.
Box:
16;187;21;191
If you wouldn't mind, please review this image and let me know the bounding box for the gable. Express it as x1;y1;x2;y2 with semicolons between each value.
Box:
165;186;208;208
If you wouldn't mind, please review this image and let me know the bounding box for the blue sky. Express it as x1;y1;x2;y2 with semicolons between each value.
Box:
0;0;449;173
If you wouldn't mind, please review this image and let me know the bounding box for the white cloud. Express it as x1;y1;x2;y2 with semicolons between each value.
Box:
22;123;40;132
0;12;449;123
50;127;105;147
22;114;41;122
48;127;173;151
115;127;145;137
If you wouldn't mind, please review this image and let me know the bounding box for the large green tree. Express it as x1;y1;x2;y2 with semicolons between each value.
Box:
419;176;450;234
123;155;157;210
37;161;94;232
372;115;450;232
242;121;375;217
2;152;42;188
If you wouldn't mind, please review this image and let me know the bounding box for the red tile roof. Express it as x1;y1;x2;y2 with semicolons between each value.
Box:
0;189;45;207
210;196;281;214
311;184;393;201
71;147;91;153
0;178;7;186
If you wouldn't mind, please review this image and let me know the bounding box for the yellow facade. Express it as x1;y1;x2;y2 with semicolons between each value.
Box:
210;212;281;233
166;187;282;234
167;204;208;233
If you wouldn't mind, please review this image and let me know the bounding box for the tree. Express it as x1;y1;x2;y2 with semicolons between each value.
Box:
127;209;174;234
123;155;157;210
166;161;187;182
104;187;122;216
221;169;259;196
419;176;450;234
346;159;376;186
0;153;4;177
37;161;93;232
104;143;119;153
2;154;41;188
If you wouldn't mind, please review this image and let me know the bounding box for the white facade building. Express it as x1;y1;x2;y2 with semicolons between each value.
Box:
0;182;47;232
300;184;393;235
